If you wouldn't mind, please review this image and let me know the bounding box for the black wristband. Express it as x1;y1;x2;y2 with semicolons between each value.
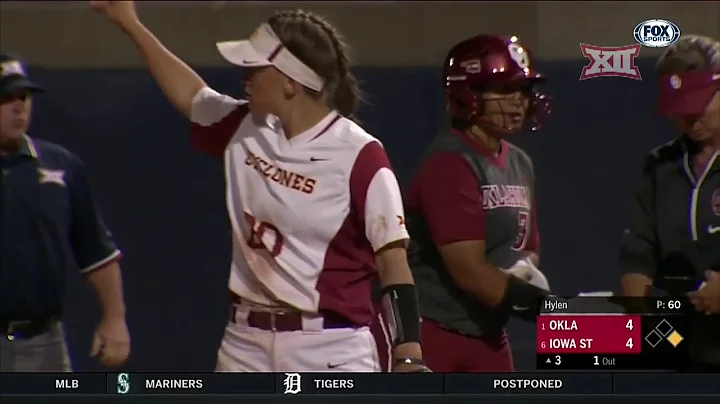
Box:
380;284;422;346
498;275;549;322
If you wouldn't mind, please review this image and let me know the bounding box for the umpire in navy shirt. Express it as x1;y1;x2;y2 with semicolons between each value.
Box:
0;54;130;371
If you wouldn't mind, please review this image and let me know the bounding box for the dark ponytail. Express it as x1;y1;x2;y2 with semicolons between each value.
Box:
269;10;364;122
306;14;364;121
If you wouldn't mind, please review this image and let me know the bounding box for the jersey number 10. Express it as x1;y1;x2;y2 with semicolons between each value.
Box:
244;213;285;257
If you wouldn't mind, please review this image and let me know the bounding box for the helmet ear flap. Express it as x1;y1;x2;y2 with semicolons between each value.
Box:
446;85;483;126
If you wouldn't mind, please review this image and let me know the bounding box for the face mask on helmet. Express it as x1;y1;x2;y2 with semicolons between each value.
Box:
447;81;551;134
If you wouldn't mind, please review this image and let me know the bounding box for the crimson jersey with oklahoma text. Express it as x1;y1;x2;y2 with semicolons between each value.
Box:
189;87;408;325
406;130;539;337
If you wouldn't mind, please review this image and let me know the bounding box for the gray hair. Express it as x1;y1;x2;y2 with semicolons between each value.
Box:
657;34;720;73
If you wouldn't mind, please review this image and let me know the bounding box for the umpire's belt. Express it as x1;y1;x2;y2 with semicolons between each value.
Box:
0;316;58;341
230;292;355;332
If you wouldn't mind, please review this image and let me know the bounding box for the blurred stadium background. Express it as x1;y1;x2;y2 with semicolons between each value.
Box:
2;1;719;372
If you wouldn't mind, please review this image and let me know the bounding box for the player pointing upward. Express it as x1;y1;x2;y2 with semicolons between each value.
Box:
92;1;427;372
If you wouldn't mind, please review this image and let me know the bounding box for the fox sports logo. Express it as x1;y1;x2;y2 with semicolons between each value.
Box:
633;19;681;48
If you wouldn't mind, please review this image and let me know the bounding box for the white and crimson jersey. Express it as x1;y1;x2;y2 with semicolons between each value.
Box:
189;87;409;325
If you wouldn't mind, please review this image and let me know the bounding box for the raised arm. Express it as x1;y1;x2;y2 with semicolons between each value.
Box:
91;1;205;118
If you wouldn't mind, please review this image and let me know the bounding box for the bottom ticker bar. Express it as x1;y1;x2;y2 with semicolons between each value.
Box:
1;372;717;396
536;353;686;370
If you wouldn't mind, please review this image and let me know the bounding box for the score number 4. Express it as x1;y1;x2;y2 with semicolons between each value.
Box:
624;318;634;349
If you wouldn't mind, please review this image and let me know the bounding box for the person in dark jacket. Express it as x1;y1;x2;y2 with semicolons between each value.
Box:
619;35;720;371
0;53;130;371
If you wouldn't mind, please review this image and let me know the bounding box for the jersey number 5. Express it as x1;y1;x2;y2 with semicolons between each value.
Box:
512;211;529;251
244;212;285;257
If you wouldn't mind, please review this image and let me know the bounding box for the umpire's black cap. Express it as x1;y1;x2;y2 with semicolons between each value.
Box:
0;53;44;97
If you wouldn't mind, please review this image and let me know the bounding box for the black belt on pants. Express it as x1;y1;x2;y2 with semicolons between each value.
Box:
229;292;355;331
0;317;58;340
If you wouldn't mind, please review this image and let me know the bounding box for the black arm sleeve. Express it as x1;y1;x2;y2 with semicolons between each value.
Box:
619;156;660;278
380;284;421;346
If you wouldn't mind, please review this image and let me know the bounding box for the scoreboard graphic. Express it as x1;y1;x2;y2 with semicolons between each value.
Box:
536;296;692;370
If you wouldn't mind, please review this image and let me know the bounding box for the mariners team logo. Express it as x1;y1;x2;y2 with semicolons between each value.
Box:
712;189;720;216
633;19;681;48
117;373;130;394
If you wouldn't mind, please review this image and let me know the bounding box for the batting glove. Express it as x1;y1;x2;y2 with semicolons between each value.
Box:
505;258;550;292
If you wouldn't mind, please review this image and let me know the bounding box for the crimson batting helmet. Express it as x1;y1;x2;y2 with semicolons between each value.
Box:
443;35;551;132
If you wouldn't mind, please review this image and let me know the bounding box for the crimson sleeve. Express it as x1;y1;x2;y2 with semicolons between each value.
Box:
411;152;486;245
189;87;250;159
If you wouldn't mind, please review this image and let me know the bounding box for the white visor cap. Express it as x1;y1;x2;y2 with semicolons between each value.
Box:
216;23;325;92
